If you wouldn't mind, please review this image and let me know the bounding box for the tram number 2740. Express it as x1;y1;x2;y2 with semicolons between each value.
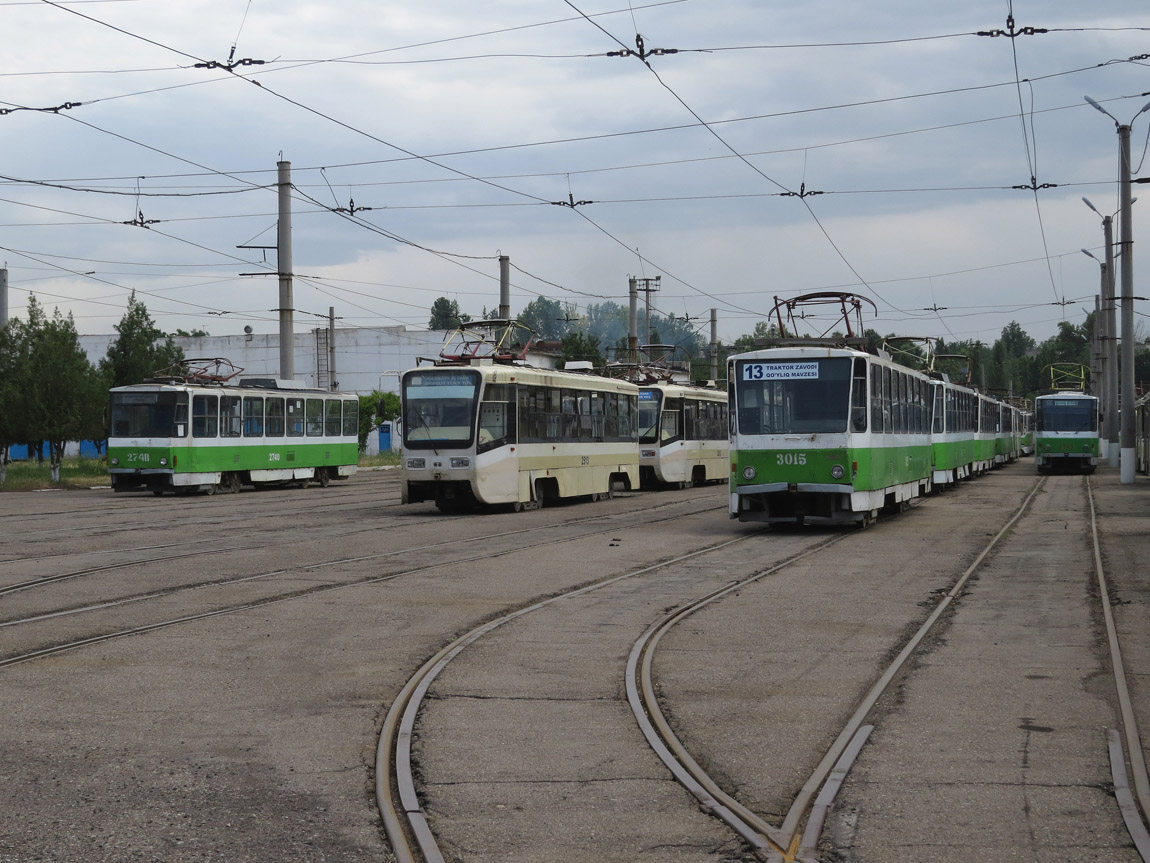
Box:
776;453;807;465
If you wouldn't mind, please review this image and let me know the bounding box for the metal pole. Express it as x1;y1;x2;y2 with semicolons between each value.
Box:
0;268;8;329
277;160;294;380
328;306;337;391
1118;123;1136;484
1102;216;1120;467
498;255;510;320
710;308;718;381
628;277;638;364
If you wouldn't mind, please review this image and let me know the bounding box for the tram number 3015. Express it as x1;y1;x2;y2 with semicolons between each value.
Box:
776;453;807;465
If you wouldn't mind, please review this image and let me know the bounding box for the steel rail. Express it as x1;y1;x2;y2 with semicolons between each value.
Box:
622;476;1044;861
375;531;763;863
769;475;1047;855
626;534;853;860
1088;477;1150;855
0;501;723;666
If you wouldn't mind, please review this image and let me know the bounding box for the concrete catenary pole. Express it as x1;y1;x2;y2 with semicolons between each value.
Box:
710;308;718;381
328;306;337;391
498;255;510;320
1102;215;1120;467
277;160;294;380
0;268;8;328
628;277;638;364
1118;122;1136;484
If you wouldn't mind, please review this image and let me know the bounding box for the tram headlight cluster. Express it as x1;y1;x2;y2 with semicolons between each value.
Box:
741;466;756;480
830;464;845;479
406;457;426;470
450;457;471;468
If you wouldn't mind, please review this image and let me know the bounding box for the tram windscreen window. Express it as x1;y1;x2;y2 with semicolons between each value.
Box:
109;391;188;438
736;358;851;434
1037;399;1097;432
638;390;662;443
402;371;479;447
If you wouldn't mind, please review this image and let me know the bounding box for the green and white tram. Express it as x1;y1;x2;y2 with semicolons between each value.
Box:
108;378;359;495
928;376;979;486
728;346;933;526
1034;391;1100;474
638;383;728;489
401;362;639;512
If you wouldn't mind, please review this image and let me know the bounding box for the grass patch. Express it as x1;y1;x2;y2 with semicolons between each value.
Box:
359;450;401;468
0;457;110;491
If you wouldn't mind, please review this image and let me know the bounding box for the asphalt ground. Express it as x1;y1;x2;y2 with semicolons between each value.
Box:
0;462;1147;862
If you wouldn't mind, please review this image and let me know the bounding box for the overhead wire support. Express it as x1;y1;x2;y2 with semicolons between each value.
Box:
780;183;824;199
333;198;374;214
1011;178;1058;191
0;102;82;116
192;58;266;72
976;15;1048;38
122;209;160;229
606;33;679;65
551;192;593;208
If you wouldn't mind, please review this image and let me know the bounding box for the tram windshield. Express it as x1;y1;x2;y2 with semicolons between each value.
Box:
638;389;662;444
1037;398;1097;433
734;357;851;435
109;390;189;438
402;370;479;448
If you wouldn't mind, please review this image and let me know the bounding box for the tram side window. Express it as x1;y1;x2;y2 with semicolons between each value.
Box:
619;393;636;441
479;383;514;453
192;394;218;438
325;399;342;436
243;396;264;437
286;398;305;437
662;398;682;444
266;398;286;436
342;399;358;437
220;395;242;437
870;366;883;433
590;391;606;441
851;360;868;432
306;399;324;436
933;387;944;434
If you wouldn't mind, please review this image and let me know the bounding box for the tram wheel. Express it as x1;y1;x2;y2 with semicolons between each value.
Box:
317;468;331;487
225;472;242;494
152;489;164;497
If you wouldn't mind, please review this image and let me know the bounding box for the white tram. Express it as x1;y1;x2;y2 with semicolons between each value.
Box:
401;361;640;512
638;382;728;489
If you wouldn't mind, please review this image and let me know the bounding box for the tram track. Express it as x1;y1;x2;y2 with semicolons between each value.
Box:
0;495;726;665
378;471;1150;862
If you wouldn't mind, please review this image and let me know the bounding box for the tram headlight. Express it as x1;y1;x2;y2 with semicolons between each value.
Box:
741;466;756;480
406;457;426;470
450;457;471;468
830;464;845;479
110;457;119;466
159;457;168;466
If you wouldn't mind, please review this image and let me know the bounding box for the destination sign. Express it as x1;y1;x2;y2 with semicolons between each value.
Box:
741;362;819;381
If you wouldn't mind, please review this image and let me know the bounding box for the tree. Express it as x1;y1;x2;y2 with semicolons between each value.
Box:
100;292;184;387
0;315;32;482
517;297;572;340
428;297;471;330
25;304;103;482
358;390;401;453
559;331;605;368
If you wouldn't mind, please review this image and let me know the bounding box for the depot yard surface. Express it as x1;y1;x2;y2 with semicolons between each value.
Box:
0;465;1147;862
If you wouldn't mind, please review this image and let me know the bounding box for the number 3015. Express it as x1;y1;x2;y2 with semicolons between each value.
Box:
776;452;806;465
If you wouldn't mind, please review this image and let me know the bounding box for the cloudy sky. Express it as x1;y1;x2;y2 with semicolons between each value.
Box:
2;0;1149;349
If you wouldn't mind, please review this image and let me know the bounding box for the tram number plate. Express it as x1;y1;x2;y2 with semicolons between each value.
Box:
776;452;807;465
742;362;819;380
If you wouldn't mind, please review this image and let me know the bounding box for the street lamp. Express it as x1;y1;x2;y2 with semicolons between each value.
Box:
1084;96;1150;483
